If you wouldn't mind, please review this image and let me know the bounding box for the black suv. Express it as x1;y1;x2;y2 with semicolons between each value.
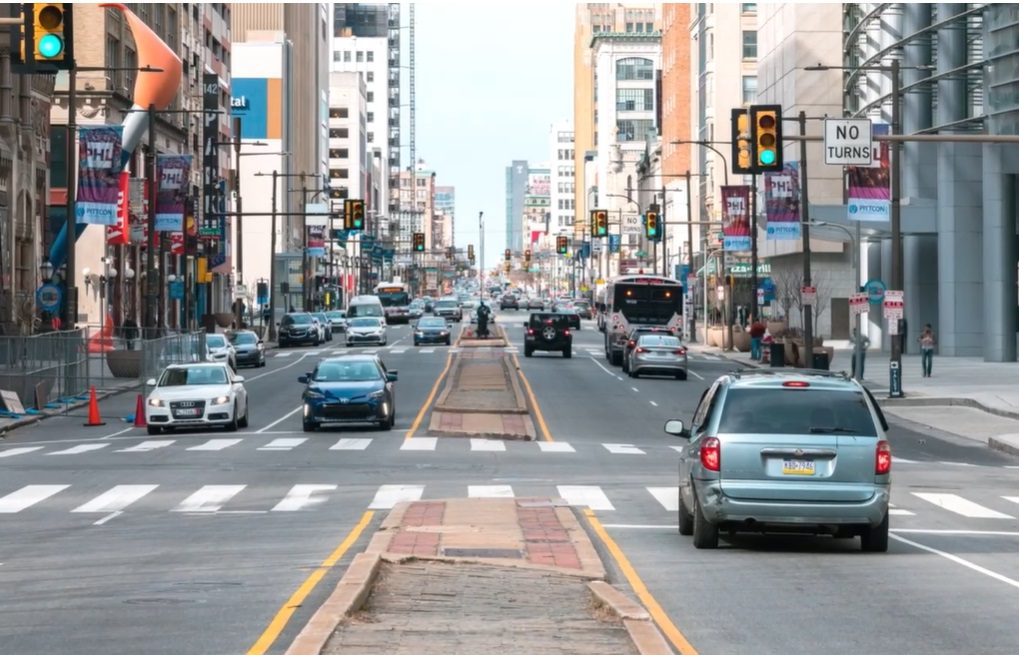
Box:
500;294;519;310
523;313;573;358
278;312;321;348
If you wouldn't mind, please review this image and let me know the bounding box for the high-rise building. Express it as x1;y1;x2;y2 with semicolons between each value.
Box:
549;122;575;237
524;167;551;254
433;186;455;251
660;4;693;181
505;161;530;253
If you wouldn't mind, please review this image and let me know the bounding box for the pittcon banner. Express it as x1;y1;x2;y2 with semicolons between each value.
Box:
764;161;801;241
848;123;890;221
721;185;752;251
76;126;124;225
155;154;192;232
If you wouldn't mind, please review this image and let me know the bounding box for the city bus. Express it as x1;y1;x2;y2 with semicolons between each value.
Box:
374;282;412;324
602;274;683;366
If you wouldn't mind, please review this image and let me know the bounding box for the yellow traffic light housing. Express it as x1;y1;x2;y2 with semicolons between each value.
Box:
731;108;753;175
750;104;783;171
504;248;511;262
645;211;659;240
556;236;568;255
17;3;74;70
343;199;365;230
412;232;425;252
591;209;608;238
524;249;532;262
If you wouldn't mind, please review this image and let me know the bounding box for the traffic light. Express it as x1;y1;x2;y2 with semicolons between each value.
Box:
750;104;783;171
524;249;532;264
467;244;474;259
17;3;74;70
645;211;659;240
504;248;511;262
590;209;608;238
503;261;511;273
343;199;365;230
412;232;425;252
556;236;568;255
731;108;753;175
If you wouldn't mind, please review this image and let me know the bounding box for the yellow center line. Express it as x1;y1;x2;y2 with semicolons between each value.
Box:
583;508;700;655
405;349;454;440
246;510;374;655
511;353;554;442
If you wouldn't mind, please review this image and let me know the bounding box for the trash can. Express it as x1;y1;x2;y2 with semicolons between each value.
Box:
769;342;785;367
811;350;830;370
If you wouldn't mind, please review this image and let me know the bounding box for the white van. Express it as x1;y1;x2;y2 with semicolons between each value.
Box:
346;295;385;319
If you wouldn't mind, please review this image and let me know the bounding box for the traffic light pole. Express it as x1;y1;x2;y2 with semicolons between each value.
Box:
750;173;759;321
64;64;78;328
799;110;814;368
268;170;278;341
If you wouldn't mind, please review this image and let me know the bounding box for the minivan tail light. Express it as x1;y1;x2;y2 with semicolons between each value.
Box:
783;381;810;388
700;436;720;472
875;439;892;474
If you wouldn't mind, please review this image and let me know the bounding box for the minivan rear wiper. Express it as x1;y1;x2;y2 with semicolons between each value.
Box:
808;427;859;434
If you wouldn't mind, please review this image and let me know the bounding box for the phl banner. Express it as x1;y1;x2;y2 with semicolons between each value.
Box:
307;225;325;257
764;161;801;241
721;185;751;251
76;126;124;225
847;123;890;221
155;154;192;232
106;172;131;245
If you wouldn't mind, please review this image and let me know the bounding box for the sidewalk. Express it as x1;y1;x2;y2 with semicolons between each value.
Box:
286;498;670;655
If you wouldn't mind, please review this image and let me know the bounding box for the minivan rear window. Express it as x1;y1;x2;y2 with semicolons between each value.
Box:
717;389;877;436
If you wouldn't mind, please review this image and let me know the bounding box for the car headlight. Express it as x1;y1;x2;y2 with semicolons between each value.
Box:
304;388;325;399
368;389;386;399
256;342;264;350
211;395;231;406
415;331;423;336
439;331;448;336
148;398;164;408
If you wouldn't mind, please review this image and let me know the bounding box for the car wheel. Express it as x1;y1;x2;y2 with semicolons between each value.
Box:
147;425;162;435
622;358;629;373
445;337;451;346
314;337;321;346
678;489;694;536
563;347;572;359
524;345;533;357
860;512;889;552
238;403;249;428
413;339;419;347
629;368;638;378
611;351;623;366
225;403;239;432
692;492;719;549
302;420;317;433
675;371;687;380
381;412;394;431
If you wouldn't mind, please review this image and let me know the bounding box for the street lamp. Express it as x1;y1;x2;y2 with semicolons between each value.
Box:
40;260;54;282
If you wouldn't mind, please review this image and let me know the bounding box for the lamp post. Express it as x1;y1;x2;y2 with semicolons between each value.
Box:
805;220;861;378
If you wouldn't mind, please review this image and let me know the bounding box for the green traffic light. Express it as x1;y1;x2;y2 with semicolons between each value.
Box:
759;149;777;166
38;34;64;59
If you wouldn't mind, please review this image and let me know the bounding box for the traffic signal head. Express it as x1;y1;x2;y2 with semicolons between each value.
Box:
413;232;425;252
350;199;365;230
591;210;608;238
467;244;474;258
556;236;568;255
731;108;753;175
750;105;783;171
645;211;659;240
19;3;73;69
524;249;532;261
504;248;511;262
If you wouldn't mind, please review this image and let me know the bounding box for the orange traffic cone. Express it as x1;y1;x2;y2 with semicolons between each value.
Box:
84;386;106;427
133;394;147;428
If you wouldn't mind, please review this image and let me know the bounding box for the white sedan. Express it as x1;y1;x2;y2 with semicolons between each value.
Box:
145;363;248;435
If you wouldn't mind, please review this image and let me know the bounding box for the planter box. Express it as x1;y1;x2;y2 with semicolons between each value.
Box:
767;321;787;338
214;312;235;328
106;350;142;379
732;328;751;352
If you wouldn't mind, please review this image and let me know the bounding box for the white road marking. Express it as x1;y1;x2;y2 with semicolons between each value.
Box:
616;376;624;381
72;485;158;513
186;439;243;451
390;347;408;354
272;484;337;511
630;386;639;393
938;461;975;467
891;534;1019;591
0;485;69;513
330;348;347;355
601;524;676;529
649;401;658;407
369;484;424;509
888;503;915;516
893;456;918;464
0;446;44;458
557;485;615;511
420;348;435;354
101;427;136;439
330;438;372;450
256;405;303;433
258;437;307;451
911;492;1014;519
688;370;705;380
588;357;618;378
468;485;514;498
648;486;679;512
93;511;123;526
362;349;378;354
306;350;322;356
537;441;575;453
245;352;313;383
892;528;1019;536
117;440;174;453
275;352;292;358
669;446;685;454
604;443;646;455
470;438;506;452
47;444;109;456
401;437;437;451
172;485;246;513
1001;496;1019;507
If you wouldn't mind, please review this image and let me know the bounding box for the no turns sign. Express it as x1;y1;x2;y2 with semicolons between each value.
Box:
824;119;873;165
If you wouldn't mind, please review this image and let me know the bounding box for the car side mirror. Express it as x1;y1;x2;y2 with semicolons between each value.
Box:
522;322;528;327
664;419;689;438
146;378;157;386
297;375;308;384
387;372;398;382
234;375;245;383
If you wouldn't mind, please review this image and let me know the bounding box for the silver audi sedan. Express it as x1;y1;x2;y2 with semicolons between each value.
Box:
626;333;688;380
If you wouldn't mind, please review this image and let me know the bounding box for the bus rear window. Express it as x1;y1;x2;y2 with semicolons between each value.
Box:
615;284;682;323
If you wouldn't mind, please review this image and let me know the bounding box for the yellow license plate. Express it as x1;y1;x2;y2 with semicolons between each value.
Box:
782;459;815;475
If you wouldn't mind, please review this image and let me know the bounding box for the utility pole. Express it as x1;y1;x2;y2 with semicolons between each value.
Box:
750;173;759;321
301;177;309;311
144;103;158;333
232;117;243;328
268;170;278;341
799;110;814;367
888;58;904;397
685;170;695;342
64;65;78;328
479;210;484;292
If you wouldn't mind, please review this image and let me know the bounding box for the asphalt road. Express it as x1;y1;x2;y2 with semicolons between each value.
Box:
1;309;1019;654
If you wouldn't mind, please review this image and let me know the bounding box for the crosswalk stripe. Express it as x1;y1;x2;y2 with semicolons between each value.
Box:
0;446;44;458
258;437;307;451
420;348;435;354
889;507;915;516
0;485;69;513
369;484;424;509
604;443;646;455
72;485;159;513
470;439;506;452
400;437;437;451
557;485;615;511
117;440;174;453
306;350;322;356
537;441;575;453
275;352;292;358
172;485;246;513
48;444;109;456
186;439;243;452
272;484;337;511
893;456;918;464
647;487;679;512
669;446;684;454
912;492;1014;519
330;348;347;354
468;485;514;498
390;347;408;354
330;438;372;451
1001;497;1019;507
362;349;378;354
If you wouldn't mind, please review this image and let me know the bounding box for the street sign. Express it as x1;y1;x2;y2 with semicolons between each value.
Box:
35;284;62;313
621;213;641;235
824;118;873;165
849;292;869;316
864;279;886;304
801;285;817;306
883;289;904;320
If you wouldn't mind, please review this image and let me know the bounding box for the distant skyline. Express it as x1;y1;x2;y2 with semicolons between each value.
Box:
414;1;574;268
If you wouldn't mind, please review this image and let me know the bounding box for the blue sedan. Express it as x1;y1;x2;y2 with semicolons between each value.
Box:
299;355;397;432
413;316;452;346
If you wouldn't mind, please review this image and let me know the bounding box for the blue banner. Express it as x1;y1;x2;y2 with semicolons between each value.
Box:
765;162;802;241
609;235;621;253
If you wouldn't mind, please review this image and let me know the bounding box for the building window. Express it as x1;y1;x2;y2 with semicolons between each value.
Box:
645;22;654;32
330;168;349;179
616;57;654;81
367;51;374;62
367;91;374;102
329;107;348;119
616;119;654;142
329;148;349;159
636;22;644;33
742;31;757;59
742;76;757;104
367;132;374;143
625;22;633;32
344;51;351;62
329;128;349;139
366;71;374;82
741;3;757;13
356;51;364;62
333;51;341;62
367;112;374;123
616;88;654;111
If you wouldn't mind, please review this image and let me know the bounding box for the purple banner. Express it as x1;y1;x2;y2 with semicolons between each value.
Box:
764;162;801;241
848;123;890;221
155;154;193;232
76;126;124;225
721;186;751;251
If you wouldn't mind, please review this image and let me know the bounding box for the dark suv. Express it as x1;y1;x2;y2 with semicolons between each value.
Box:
278;312;321;348
523;313;573;358
500;294;519;310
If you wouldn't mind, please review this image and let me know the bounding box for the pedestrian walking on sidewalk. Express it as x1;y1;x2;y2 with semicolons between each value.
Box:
749;320;766;360
919;324;936;377
851;328;870;380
